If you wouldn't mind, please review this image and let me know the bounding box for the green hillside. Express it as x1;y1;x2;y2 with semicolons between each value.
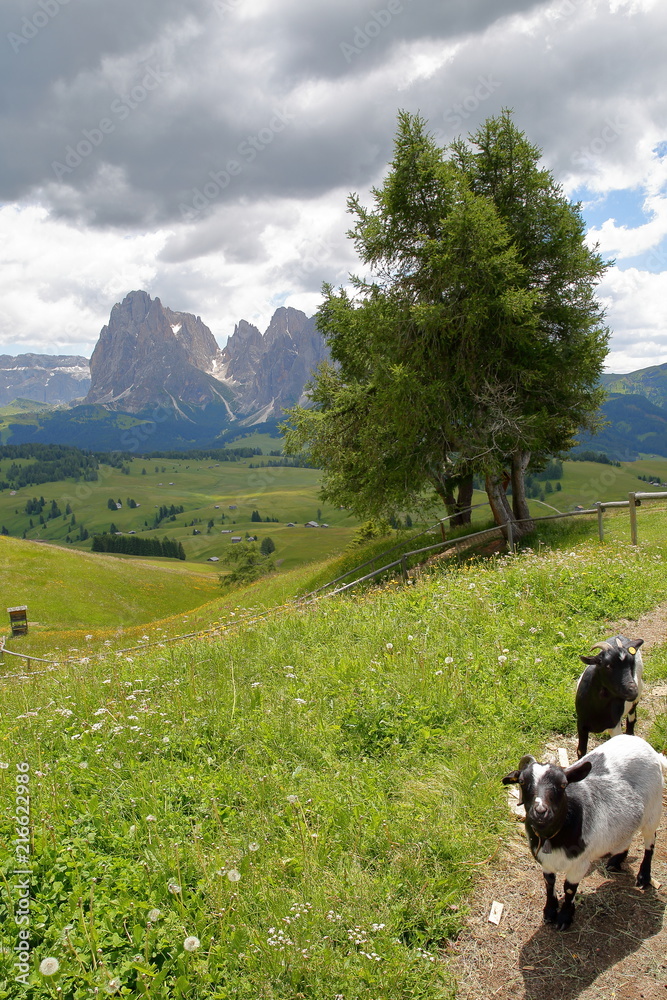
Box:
601;361;667;409
1;509;667;998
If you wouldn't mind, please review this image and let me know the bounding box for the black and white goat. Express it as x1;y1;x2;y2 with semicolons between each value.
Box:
575;635;644;759
502;734;666;930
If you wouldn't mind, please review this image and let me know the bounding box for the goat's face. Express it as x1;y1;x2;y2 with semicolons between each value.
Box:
502;756;591;839
580;635;643;703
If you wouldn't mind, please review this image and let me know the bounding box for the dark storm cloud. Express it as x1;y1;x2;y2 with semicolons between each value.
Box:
0;0;551;229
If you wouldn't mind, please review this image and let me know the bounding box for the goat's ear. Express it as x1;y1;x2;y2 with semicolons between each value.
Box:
580;655;599;665
631;638;644;650
564;759;592;784
502;754;535;785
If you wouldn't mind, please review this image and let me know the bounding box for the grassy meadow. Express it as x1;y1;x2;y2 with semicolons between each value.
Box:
2;504;667;997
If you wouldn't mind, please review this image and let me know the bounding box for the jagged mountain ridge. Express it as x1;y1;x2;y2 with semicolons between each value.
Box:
84;291;328;425
0;353;90;406
85;290;233;418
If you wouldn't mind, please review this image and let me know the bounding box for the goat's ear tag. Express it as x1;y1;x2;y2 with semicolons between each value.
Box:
629;647;636;655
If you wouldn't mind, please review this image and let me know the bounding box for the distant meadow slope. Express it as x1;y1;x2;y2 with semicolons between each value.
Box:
1;507;667;998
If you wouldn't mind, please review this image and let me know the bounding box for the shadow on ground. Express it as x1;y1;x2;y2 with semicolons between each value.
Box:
519;872;666;1000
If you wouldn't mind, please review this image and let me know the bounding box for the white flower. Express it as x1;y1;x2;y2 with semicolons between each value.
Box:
386;642;393;651
286;794;298;804
79;761;88;769
227;869;241;882
39;957;60;976
183;935;200;952
498;655;507;663
251;681;261;688
147;908;161;922
444;656;453;664
106;978;121;993
168;881;181;894
0;762;9;769
248;841;259;852
294;698;307;705
434;670;443;676
145;814;157;822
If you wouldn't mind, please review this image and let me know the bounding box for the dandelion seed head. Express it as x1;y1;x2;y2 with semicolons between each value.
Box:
183;935;200;952
147;908;161;922
39;957;60;976
227;868;241;882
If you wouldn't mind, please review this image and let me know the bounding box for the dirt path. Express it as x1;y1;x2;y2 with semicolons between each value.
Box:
451;605;667;1000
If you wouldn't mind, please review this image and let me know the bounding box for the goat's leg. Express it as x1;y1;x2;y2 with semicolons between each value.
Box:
625;701;638;735
556;880;579;930
576;724;589;760
542;872;559;924
637;836;656;889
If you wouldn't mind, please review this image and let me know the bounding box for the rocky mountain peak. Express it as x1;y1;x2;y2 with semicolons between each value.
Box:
85;291;230;416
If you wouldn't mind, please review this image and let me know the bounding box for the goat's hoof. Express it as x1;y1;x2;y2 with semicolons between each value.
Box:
543;907;558;924
636;872;651;889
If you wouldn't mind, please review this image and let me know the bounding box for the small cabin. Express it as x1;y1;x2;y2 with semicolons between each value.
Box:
7;605;28;636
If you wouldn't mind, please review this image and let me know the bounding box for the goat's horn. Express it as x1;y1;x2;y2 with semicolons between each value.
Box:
590;641;613;652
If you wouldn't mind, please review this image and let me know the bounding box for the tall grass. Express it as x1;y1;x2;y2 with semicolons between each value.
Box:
1;514;667;998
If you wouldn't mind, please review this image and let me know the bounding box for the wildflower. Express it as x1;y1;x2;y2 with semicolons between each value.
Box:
147;908;161;922
251;681;261;688
294;698;307;705
79;761;88;769
183;935;200;952
145;815;157;822
93;708;108;716
498;655;507;663
248;842;259;852
435;670;443;676
286;794;298;804
444;656;453;664
227;869;241;882
168;882;181;894
106;978;121;993
39;957;60;976
0;762;9;769
386;642;394;651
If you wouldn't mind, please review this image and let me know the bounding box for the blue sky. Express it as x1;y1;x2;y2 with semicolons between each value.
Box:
1;0;666;373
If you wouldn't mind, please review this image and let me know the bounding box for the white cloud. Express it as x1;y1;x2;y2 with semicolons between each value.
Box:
0;0;666;374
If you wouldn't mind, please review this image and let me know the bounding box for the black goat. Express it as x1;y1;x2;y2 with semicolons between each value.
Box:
575;635;643;759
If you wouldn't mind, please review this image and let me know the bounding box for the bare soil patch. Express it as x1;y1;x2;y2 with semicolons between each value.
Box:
451;603;667;1000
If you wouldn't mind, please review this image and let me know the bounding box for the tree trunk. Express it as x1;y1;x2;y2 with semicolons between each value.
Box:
452;473;474;526
485;470;518;543
430;470;458;523
511;449;534;532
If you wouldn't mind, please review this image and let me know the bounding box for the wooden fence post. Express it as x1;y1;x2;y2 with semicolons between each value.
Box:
440;521;447;543
401;554;408;583
506;520;514;553
596;502;604;542
629;492;638;545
